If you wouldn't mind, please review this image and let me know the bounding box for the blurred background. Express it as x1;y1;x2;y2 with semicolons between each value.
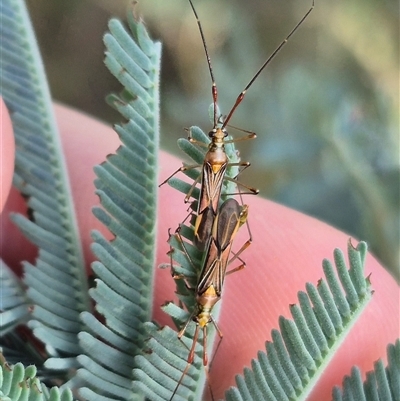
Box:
25;0;399;280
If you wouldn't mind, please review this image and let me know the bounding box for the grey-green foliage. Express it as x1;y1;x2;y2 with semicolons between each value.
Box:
0;0;89;370
0;353;74;401
261;68;400;280
332;340;400;401
223;241;373;401
0;1;396;401
76;10;161;401
1;0;162;399
0;261;29;337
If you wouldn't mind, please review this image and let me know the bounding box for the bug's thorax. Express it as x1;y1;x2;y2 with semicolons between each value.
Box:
195;285;220;328
205;127;229;173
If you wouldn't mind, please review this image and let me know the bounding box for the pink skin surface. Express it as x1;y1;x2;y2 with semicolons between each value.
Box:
0;98;15;212
1;102;398;400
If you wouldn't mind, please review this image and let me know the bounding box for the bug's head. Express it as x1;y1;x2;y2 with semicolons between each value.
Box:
196;313;212;329
209;127;227;141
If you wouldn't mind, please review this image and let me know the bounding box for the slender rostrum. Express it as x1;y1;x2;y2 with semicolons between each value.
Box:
169;198;249;401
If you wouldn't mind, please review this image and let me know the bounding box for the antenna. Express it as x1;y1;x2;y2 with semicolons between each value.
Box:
222;0;315;129
187;0;219;127
186;0;315;129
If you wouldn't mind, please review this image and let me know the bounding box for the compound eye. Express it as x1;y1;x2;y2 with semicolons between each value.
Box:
208;129;217;138
223;129;228;138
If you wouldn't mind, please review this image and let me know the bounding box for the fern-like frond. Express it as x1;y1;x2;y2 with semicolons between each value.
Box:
332;339;400;401
0;260;29;336
0;352;74;401
0;0;89;367
223;241;372;401
135;238;372;400
76;7;161;401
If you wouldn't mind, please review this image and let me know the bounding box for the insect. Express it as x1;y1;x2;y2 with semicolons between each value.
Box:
165;0;315;398
161;0;315;252
169;197;250;401
161;120;256;252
